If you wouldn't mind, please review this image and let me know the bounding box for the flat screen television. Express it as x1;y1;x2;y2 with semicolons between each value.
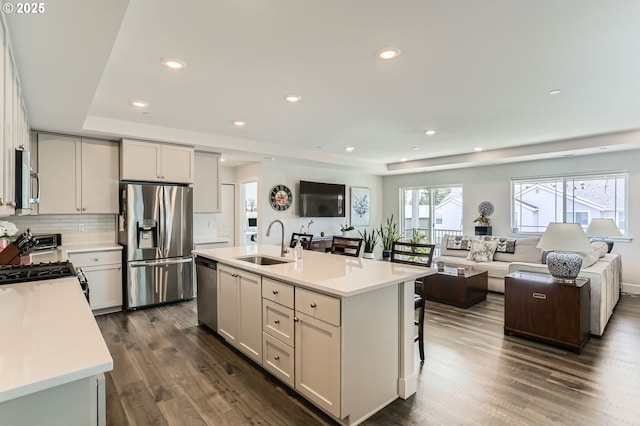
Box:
299;180;346;217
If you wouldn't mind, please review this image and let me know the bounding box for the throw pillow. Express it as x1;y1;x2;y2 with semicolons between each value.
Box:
446;235;473;250
466;239;499;262
591;241;608;258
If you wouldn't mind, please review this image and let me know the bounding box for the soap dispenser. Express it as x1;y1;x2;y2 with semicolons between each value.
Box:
295;239;303;259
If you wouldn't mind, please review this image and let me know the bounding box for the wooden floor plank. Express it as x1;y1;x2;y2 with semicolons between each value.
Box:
97;293;640;425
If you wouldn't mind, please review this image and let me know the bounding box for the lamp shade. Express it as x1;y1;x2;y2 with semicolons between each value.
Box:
536;222;592;252
586;218;622;237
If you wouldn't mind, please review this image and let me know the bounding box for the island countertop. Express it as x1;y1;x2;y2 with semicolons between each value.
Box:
0;277;113;403
192;244;434;297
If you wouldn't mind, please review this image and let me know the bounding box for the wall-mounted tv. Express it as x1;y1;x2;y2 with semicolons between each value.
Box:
299;180;345;217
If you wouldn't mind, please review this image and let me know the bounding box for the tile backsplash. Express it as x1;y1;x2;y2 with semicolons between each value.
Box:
7;214;117;245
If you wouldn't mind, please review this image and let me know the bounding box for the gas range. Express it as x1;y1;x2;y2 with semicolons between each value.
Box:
0;261;89;302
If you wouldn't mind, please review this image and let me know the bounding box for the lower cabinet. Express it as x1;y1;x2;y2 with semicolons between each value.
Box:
68;249;122;314
218;264;262;363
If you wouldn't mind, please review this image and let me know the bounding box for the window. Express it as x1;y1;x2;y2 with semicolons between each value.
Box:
512;172;627;234
401;186;463;248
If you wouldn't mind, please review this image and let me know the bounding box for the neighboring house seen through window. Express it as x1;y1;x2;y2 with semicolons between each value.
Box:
511;172;627;234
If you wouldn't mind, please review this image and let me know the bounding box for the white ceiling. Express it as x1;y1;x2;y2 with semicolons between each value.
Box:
5;0;640;174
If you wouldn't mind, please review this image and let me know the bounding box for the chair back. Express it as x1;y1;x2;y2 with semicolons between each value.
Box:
390;241;436;267
290;233;314;249
331;236;363;257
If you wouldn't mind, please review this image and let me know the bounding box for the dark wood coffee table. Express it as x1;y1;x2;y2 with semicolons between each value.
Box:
423;265;488;308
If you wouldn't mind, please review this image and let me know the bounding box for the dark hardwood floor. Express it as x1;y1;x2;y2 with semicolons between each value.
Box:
96;293;640;425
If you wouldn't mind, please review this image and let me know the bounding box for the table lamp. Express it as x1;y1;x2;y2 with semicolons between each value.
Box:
586;218;621;253
536;222;593;283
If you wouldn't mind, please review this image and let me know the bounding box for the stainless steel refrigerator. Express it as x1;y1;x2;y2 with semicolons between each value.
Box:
118;182;193;309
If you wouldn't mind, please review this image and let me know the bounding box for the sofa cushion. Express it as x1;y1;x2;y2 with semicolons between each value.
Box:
445;235;473;251
479;236;516;253
467;239;499;262
493;237;542;263
591;241;608;258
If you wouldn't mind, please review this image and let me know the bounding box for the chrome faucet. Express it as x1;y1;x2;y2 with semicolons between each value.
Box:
266;219;289;257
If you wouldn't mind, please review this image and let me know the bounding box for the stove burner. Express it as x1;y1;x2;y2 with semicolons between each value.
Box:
0;261;77;285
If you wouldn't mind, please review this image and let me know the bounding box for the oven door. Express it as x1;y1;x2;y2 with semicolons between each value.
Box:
126;257;193;310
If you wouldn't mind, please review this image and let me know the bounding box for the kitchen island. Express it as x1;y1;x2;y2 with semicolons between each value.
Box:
192;244;434;426
0;277;113;425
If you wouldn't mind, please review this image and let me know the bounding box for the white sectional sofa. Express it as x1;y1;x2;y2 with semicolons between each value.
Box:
433;234;623;336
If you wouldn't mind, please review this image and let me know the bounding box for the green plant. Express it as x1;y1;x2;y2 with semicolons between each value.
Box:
409;229;426;244
358;229;378;253
340;223;355;232
377;214;400;251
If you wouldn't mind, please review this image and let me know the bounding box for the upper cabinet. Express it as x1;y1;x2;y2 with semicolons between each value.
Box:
38;134;119;214
120;139;194;184
193;151;220;213
0;17;30;217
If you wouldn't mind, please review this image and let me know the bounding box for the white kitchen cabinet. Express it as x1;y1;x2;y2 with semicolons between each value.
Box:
294;288;341;418
38;135;119;214
217;264;262;363
120;139;194;184
68;249;123;314
193;151;220;213
0;27;30;217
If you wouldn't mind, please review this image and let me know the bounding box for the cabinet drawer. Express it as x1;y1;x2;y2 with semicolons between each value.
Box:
262;278;294;308
295;288;340;326
68;250;121;267
263;299;294;346
262;332;294;388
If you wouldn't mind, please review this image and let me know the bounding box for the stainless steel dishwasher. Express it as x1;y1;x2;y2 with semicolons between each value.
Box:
195;256;218;331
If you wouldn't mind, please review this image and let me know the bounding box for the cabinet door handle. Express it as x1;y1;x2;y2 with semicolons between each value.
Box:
293;317;299;322
82;207;87;211
274;319;280;324
7;201;16;207
532;292;547;300
76;208;81;211
274;355;280;361
272;290;278;295
310;302;317;308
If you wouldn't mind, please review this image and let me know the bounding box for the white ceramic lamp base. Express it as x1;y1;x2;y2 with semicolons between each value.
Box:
546;251;583;283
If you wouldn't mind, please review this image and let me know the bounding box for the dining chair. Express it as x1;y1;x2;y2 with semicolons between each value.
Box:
290;233;314;250
390;241;436;362
330;236;363;257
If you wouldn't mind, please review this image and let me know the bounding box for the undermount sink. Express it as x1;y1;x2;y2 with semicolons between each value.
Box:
234;255;293;266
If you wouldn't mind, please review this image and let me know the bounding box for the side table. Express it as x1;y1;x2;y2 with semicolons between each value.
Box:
504;271;590;353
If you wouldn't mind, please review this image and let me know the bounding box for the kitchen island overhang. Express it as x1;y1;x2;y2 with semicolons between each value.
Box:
193;244;434;425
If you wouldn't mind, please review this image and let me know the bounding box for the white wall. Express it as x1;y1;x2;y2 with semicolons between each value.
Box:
237;161;383;251
383;149;640;292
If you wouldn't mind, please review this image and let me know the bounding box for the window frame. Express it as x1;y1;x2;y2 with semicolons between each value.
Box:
511;171;627;235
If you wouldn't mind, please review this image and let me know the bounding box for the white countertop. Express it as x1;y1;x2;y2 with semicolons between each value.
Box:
27;243;122;264
193;244;434;297
0;277;113;403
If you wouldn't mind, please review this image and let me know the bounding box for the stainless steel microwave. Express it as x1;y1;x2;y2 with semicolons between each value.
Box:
15;148;40;215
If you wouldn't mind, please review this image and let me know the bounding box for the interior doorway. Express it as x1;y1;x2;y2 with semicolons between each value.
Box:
242;180;258;246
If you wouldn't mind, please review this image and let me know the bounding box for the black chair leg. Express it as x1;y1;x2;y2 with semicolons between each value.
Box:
417;302;425;362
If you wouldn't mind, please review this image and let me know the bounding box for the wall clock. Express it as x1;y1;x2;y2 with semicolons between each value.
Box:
269;184;293;211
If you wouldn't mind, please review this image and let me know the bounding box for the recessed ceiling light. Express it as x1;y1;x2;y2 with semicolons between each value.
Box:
549;89;561;95
285;95;302;103
232;120;246;127
424;129;437;136
220;158;226;162
264;156;275;161
474;147;483;152
400;157;408;162
345;146;355;152
411;147;419;151
161;58;187;70
131;100;149;108
376;47;401;60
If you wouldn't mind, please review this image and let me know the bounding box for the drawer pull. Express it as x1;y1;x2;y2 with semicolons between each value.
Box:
310;302;317;308
532;292;547;300
274;355;280;361
272;290;278;295
274;319;280;324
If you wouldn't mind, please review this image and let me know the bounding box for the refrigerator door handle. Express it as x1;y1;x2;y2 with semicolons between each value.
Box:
129;257;194;268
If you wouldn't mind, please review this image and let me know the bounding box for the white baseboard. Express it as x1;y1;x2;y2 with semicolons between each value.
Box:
622;282;640;295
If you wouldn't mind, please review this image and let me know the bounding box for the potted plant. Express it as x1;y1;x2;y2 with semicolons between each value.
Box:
358;229;378;259
377;214;400;260
340;223;354;237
